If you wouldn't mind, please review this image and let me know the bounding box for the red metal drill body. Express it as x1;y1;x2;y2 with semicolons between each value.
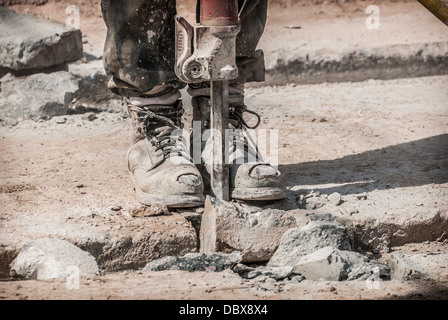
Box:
200;0;239;26
175;0;240;200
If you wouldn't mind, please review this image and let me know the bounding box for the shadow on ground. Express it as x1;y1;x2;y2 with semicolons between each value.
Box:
386;277;448;300
280;134;448;195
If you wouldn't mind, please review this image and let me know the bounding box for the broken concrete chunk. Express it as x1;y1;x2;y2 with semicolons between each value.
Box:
232;263;256;278
142;252;242;272
291;246;390;281
131;203;169;217
0;71;79;120
348;260;391;281
233;263;295;281
0;7;82;71
255;266;294;280
10;237;99;280
200;196;310;263
291;247;355;281
385;252;423;280
268;213;351;267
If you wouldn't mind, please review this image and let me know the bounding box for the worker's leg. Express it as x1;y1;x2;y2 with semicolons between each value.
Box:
101;0;184;97
101;0;204;208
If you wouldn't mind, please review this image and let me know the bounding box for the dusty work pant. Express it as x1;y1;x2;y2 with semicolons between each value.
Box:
101;0;267;97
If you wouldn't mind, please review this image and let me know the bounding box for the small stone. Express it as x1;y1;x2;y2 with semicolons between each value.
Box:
249;217;258;227
356;193;368;200
232;263;256;278
76;184;84;188
81;113;97;121
132;204;169;217
247;270;263;279
54;117;67;124
327;192;342;206
289;275;305;283
258;278;276;291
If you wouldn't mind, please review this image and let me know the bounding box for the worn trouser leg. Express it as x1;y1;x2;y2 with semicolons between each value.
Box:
101;0;181;97
101;0;268;97
234;0;268;84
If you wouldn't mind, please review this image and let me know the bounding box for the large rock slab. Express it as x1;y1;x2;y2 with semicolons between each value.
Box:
10;237;99;280
268;213;351;267
143;252;242;272
0;71;79;120
0;7;82;71
200;196;311;263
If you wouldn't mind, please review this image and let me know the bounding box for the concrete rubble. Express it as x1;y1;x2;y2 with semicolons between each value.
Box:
10;237;99;280
385;252;424;280
265;213;390;281
0;8;117;122
143;252;242;272
199;196;312;263
146;209;391;283
0;7;82;72
267;213;352;266
0;71;80;120
2;211;199;277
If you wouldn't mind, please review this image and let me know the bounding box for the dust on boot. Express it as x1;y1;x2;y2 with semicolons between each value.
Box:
189;83;286;201
126;87;204;208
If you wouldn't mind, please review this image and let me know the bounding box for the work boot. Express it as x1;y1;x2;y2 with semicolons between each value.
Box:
189;83;286;201
126;86;204;208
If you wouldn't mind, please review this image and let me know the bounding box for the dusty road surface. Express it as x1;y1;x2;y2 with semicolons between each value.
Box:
1;75;447;300
1;0;448;300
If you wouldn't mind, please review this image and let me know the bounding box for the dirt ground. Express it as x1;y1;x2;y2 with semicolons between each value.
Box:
0;0;447;300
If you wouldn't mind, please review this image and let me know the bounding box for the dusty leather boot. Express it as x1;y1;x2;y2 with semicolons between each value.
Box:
126;87;204;208
189;83;286;201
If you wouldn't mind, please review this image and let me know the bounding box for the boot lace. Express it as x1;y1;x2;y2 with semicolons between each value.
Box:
131;105;191;160
229;104;261;130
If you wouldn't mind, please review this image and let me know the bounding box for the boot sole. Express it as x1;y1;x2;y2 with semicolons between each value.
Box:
230;187;286;201
129;173;205;208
